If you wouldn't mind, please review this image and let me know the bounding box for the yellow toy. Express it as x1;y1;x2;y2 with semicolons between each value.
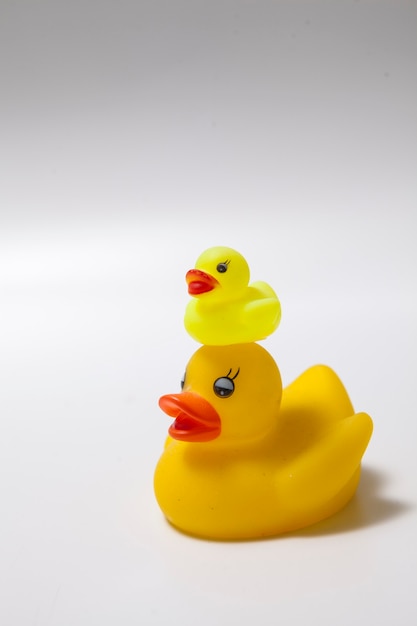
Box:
184;246;281;345
154;343;373;540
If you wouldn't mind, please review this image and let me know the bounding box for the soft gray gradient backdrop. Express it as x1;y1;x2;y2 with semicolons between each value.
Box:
1;2;416;625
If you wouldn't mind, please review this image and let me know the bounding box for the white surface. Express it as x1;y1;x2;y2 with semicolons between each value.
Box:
1;1;416;625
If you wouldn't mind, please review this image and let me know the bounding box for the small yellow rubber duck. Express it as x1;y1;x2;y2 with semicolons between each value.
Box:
184;246;281;345
154;343;373;540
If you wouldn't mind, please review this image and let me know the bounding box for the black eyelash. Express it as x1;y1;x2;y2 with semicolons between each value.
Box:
225;367;240;380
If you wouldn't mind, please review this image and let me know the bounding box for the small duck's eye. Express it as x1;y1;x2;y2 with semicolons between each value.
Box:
180;373;185;390
216;260;229;273
213;377;235;398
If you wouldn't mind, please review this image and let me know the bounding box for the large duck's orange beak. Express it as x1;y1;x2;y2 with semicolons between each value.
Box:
186;269;219;295
159;392;221;442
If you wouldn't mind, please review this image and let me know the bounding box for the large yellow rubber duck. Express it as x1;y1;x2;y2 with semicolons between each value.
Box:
184;246;281;345
154;343;373;540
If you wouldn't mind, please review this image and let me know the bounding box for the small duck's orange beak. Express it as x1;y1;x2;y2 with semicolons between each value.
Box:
186;269;219;295
159;392;221;442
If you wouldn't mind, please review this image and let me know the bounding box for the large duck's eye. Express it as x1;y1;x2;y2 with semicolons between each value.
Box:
213;368;240;398
180;373;185;390
216;260;230;273
213;377;234;397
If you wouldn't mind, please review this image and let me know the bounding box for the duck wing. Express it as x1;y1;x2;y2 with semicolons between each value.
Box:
277;411;373;508
244;282;281;332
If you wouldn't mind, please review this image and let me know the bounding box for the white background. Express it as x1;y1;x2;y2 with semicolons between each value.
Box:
1;1;416;624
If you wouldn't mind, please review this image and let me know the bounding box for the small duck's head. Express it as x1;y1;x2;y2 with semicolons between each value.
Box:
186;246;250;302
159;343;282;447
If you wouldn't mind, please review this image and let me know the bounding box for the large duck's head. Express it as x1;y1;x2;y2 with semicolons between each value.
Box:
159;343;282;447
185;246;250;303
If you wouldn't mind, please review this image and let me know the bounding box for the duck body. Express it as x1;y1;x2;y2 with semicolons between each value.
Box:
154;344;373;540
184;246;281;345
